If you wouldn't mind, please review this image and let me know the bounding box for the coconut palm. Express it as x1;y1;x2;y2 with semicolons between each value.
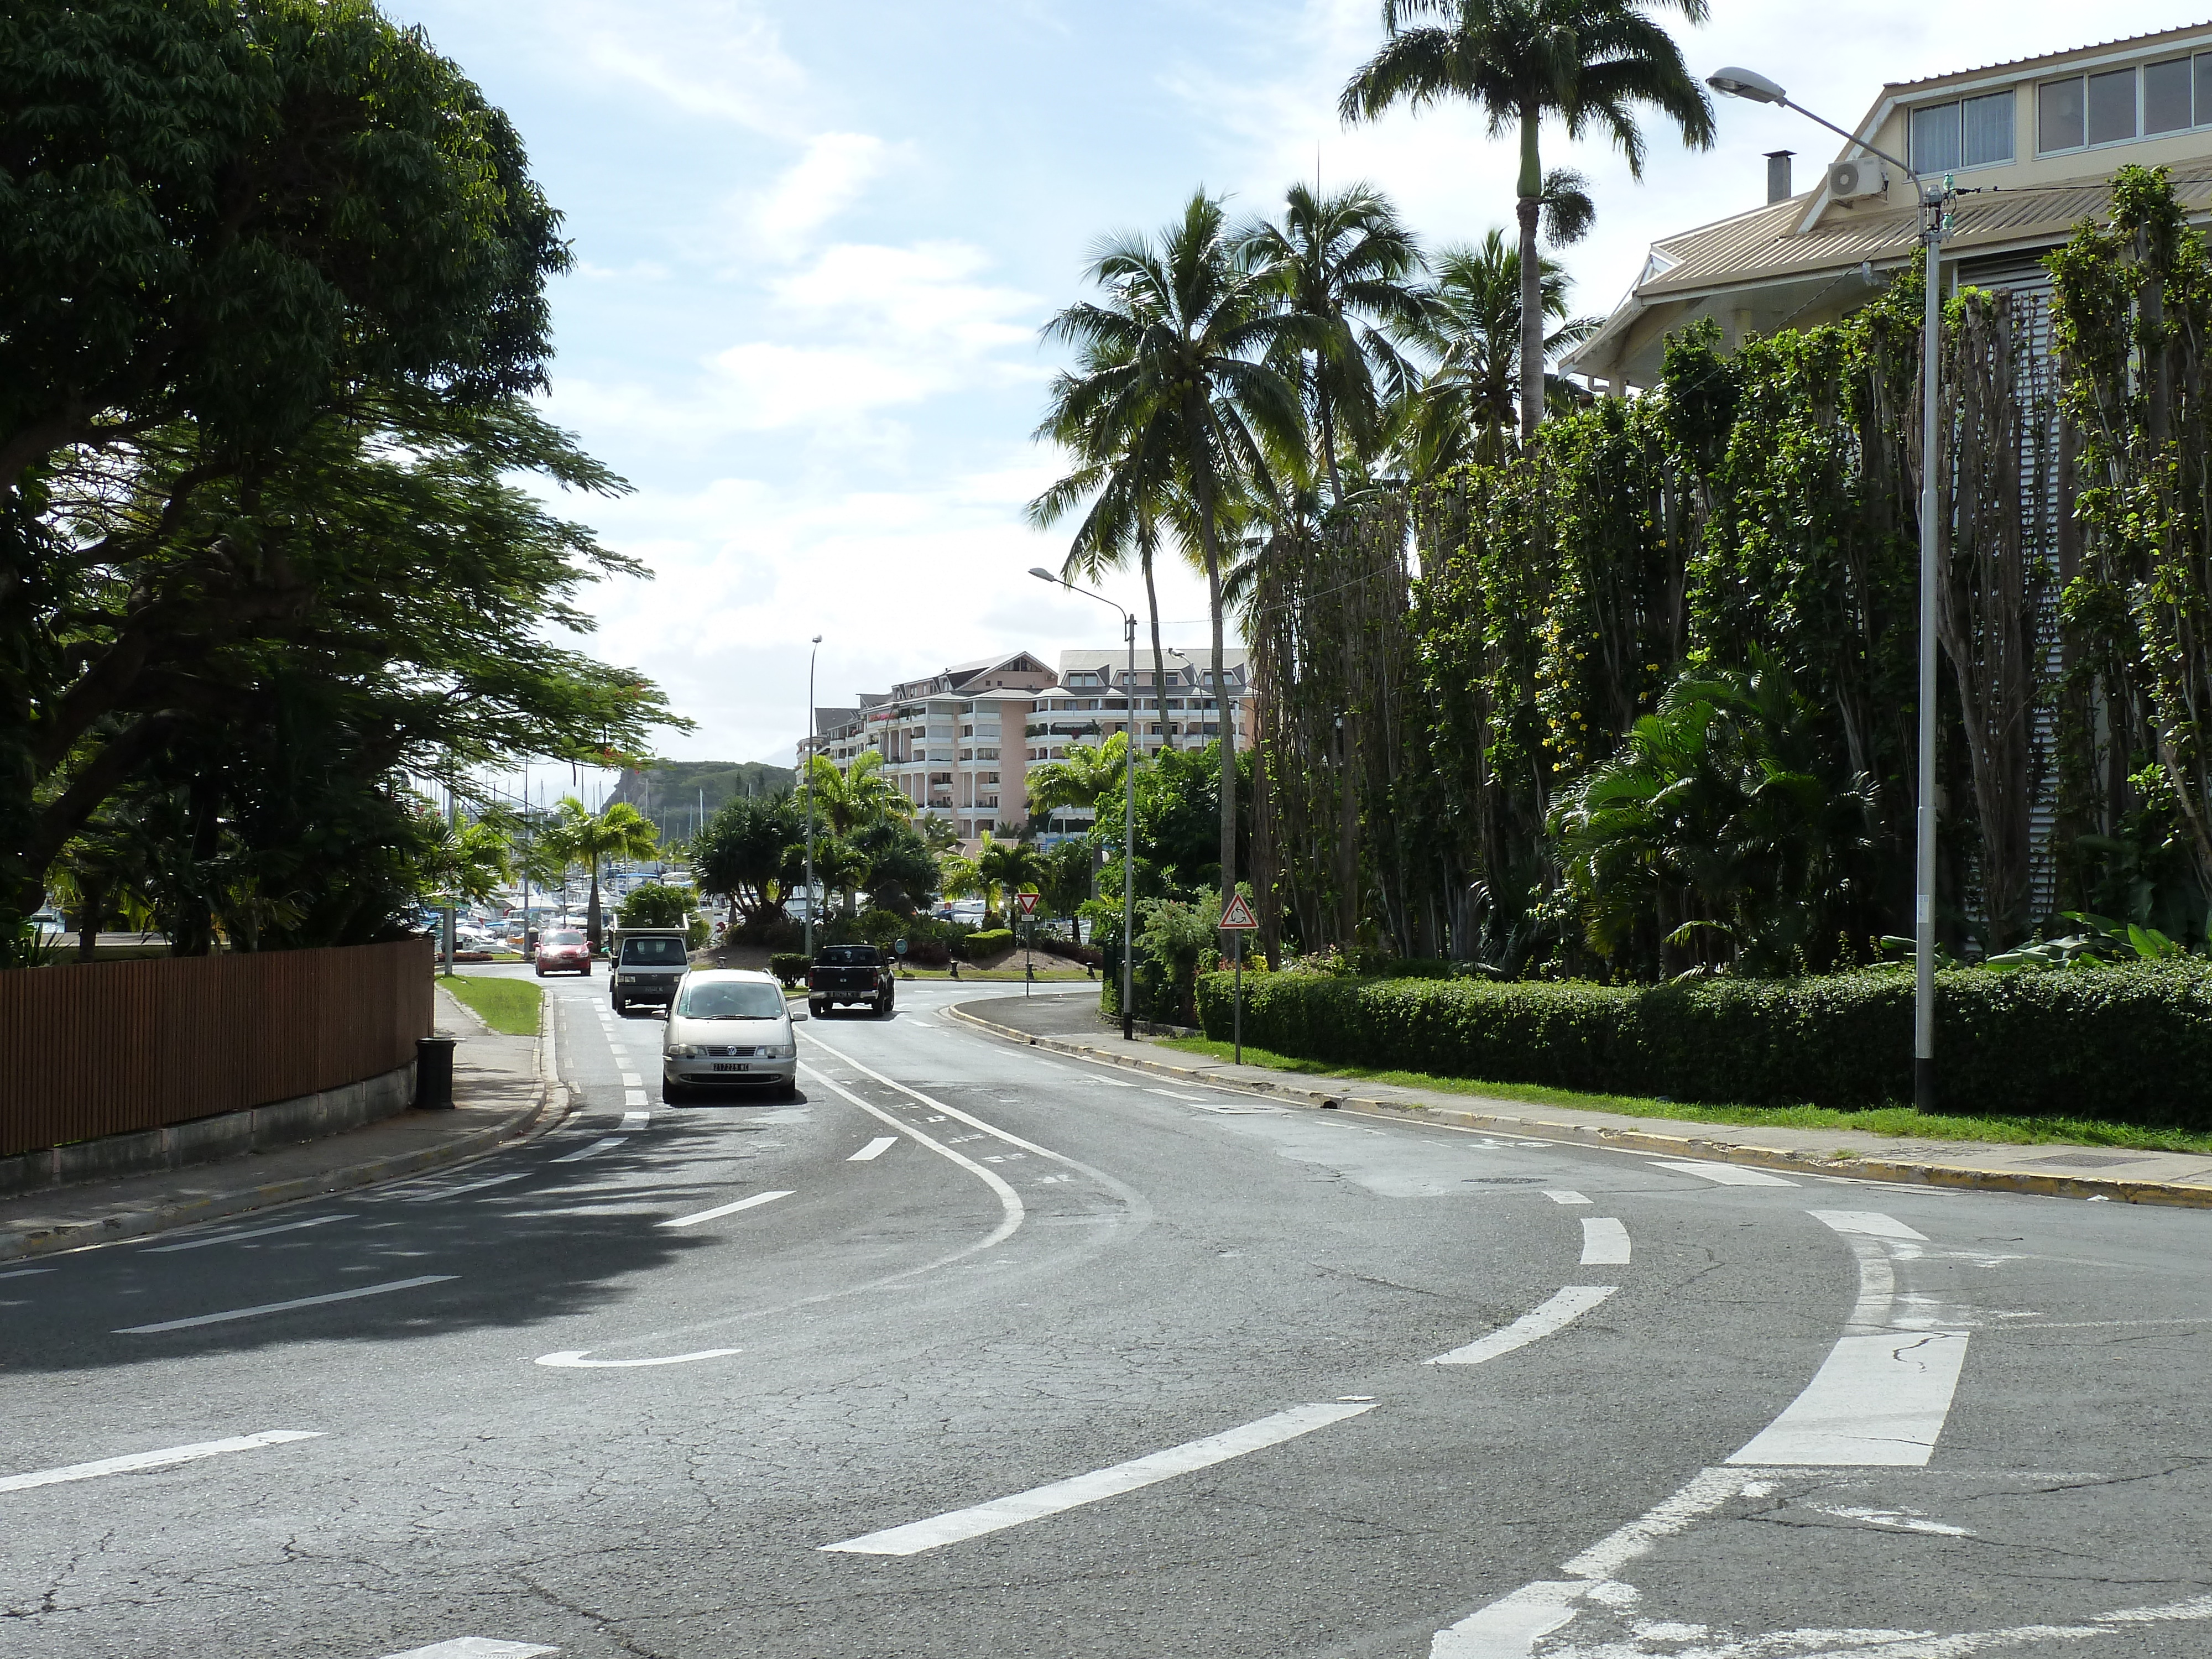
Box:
1026;733;1130;828
1039;190;1310;902
802;750;912;839
1399;230;1599;477
1236;181;1428;504
978;836;1046;922
1340;0;1714;445
544;796;659;952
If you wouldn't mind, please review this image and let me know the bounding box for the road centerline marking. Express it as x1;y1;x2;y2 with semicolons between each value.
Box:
820;1401;1376;1556
848;1136;898;1162
1544;1191;1591;1206
144;1214;351;1251
552;1136;626;1163
1430;1286;1618;1365
115;1276;457;1334
0;1430;322;1494
1580;1217;1631;1265
664;1191;792;1228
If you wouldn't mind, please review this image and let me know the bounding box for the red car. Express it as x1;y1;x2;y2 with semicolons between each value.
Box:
535;928;592;976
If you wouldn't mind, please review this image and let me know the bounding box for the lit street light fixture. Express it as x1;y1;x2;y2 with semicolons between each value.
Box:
1709;66;1950;1110
1032;566;1139;1042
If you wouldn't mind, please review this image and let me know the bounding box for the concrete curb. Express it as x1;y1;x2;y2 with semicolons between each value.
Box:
0;993;573;1264
943;1003;2212;1211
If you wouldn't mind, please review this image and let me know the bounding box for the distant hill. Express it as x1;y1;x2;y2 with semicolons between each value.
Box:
612;761;797;841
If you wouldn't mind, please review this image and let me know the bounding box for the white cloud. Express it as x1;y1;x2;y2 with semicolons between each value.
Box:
533;0;807;134
750;131;893;257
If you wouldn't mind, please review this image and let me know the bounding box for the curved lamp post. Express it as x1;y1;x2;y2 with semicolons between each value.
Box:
1032;567;1138;1041
1709;66;1948;1110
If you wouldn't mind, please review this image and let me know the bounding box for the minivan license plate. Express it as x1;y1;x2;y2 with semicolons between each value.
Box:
713;1062;747;1073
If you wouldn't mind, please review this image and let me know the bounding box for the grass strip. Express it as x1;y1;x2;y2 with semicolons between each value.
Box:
439;974;542;1036
1152;1035;2212;1156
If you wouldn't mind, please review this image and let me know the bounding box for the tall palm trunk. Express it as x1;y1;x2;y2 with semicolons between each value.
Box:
1316;365;1344;506
587;857;601;953
1516;106;1545;449
1140;528;1168;759
1193;475;1238;899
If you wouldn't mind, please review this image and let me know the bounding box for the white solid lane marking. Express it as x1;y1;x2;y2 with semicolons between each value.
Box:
404;1172;526;1203
379;1640;560;1658
619;1110;651;1131
144;1214;350;1253
1428;1286;1618;1365
619;1072;643;1086
115;1275;457;1334
535;1348;742;1369
821;1401;1376;1556
1543;1191;1591;1206
1811;1208;1928;1240
1579;1217;1631;1265
552;1136;625;1162
663;1191;793;1228
1;1431;322;1494
1649;1160;1799;1187
848;1136;898;1161
0;1268;55;1280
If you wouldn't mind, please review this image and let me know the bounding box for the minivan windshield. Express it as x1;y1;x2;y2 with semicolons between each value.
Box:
620;937;686;965
674;980;788;1020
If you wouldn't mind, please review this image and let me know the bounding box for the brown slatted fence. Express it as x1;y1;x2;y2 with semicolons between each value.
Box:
0;938;434;1157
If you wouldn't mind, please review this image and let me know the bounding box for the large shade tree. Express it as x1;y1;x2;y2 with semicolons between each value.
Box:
1038;192;1308;902
1340;0;1713;445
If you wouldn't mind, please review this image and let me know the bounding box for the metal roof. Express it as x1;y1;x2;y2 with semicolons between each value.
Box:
1884;21;2212;93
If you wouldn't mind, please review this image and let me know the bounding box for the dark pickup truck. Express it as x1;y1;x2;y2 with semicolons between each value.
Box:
807;945;895;1018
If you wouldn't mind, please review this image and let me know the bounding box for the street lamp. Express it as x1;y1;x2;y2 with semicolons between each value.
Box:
804;634;822;960
1032;566;1139;1042
1709;65;1948;1110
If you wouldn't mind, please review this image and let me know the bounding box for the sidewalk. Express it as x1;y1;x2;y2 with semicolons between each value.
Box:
951;993;2212;1210
0;986;563;1263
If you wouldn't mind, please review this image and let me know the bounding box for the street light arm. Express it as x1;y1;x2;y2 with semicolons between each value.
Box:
1778;95;1916;182
1708;68;1916;183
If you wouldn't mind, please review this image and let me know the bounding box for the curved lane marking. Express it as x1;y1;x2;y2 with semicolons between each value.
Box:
534;1348;742;1369
1580;1217;1631;1265
1428;1286;1618;1366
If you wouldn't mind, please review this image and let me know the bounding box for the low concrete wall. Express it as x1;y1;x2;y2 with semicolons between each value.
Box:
0;1060;416;1198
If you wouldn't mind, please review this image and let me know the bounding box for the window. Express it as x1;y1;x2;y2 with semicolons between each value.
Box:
2146;55;2194;133
2039;76;2085;152
2088;67;2137;145
1910;101;1961;172
1961;91;2014;165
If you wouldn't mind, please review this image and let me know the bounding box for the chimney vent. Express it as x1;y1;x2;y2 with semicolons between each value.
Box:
1766;149;1794;205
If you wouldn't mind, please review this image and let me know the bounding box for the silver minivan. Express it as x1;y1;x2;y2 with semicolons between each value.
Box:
661;969;799;1102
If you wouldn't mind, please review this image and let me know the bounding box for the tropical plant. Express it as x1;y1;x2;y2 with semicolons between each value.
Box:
1039;837;1098;919
1397;230;1597;475
1026;734;1130;826
1340;0;1715;445
1038;191;1310;902
979;837;1046;922
801;750;912;839
416;810;515;910
544;797;659;950
1237;181;1428;503
617;882;692;930
851;817;939;915
691;791;805;926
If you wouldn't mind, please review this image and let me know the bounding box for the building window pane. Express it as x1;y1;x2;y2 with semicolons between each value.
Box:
1961;91;2015;165
2040;76;2085;151
2146;56;2194;133
2087;67;2137;145
1911;101;1963;171
2199;54;2212;129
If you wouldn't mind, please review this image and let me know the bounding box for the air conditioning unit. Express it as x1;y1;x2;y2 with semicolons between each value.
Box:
1827;157;1887;200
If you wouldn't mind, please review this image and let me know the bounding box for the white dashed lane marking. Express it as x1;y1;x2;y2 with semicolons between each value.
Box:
1649;1160;1799;1187
1580;1218;1631;1265
848;1137;898;1161
663;1190;793;1229
0;1430;323;1494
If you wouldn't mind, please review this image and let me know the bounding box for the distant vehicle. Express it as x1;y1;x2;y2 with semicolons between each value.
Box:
807;944;895;1018
610;930;689;1016
662;969;798;1102
534;928;592;977
30;908;64;937
946;899;986;925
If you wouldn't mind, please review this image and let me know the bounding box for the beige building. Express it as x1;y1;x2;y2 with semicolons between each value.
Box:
1567;24;2212;390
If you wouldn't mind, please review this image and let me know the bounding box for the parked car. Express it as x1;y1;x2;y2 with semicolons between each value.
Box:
534;928;592;976
807;944;895;1018
610;929;689;1016
662;969;799;1102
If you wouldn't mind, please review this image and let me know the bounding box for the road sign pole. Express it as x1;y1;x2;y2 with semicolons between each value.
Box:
1233;932;1243;1065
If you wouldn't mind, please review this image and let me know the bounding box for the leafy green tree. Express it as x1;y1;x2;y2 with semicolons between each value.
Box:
1039;837;1098;920
1340;0;1713;445
851;817;939;916
1398;231;1597;476
1040;192;1308;901
617;882;693;929
1238;182;1427;502
545;797;659;952
692;791;805;926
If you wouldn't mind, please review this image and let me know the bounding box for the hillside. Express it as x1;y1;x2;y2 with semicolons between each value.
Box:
612;760;798;841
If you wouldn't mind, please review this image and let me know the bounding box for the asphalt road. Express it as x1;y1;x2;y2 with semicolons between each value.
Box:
4;969;2210;1658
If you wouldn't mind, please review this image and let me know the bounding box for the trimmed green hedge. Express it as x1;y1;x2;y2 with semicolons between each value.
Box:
769;952;810;988
959;928;1015;961
1194;964;2212;1127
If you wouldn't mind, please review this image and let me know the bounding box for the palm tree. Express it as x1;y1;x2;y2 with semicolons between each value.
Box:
1399;230;1598;477
802;750;911;839
1340;0;1714;446
1039;190;1309;902
1025;733;1129;830
1237;181;1427;504
545;796;659;953
978;836;1046;924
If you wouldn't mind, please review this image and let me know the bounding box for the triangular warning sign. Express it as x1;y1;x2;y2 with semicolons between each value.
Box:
1015;891;1040;917
1219;892;1260;930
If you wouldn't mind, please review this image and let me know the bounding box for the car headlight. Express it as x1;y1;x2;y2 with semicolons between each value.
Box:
766;1041;797;1060
666;1044;698;1060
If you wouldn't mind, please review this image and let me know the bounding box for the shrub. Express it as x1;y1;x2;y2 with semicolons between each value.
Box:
1193;962;2212;1128
959;928;1015;961
618;883;692;929
769;952;810;988
686;917;710;950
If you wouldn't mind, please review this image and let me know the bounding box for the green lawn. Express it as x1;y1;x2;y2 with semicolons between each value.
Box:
439;974;542;1036
1152;1035;2212;1156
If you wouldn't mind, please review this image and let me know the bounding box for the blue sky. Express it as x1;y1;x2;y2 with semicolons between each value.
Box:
387;0;2193;776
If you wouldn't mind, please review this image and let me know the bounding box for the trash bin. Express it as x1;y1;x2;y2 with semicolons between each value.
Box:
414;1036;457;1109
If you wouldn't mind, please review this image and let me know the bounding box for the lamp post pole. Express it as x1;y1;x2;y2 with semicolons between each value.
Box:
805;634;821;961
1708;65;1949;1112
1033;568;1138;1041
